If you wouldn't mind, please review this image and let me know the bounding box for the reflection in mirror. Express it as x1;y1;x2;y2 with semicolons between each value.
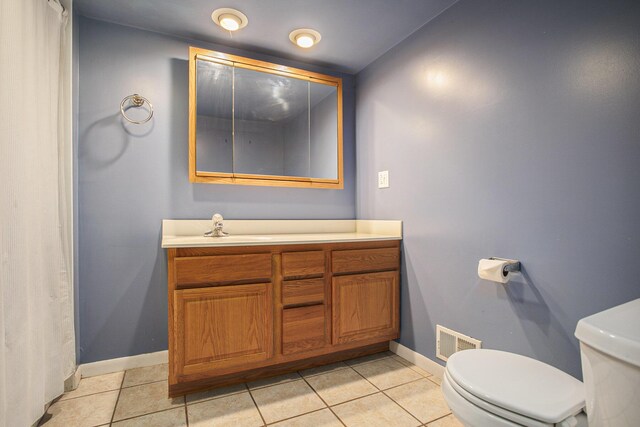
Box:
196;60;233;173
233;67;310;177
310;83;338;179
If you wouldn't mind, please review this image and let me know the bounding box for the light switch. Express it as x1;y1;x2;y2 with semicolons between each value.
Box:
378;170;389;188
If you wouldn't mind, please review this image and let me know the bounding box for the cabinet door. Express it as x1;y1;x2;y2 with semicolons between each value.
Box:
332;271;399;345
174;283;273;377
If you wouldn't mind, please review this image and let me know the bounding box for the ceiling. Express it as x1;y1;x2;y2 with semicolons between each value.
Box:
75;0;457;74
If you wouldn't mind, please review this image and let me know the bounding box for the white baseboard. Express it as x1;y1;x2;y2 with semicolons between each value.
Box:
389;341;445;379
79;344;437;380
64;367;82;391
80;350;168;378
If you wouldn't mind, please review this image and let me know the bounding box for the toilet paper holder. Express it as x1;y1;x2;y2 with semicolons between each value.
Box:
489;257;521;275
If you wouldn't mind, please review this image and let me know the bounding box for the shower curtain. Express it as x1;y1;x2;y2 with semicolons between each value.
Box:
0;0;76;426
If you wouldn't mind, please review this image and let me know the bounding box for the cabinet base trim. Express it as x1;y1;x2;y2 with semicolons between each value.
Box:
169;342;389;397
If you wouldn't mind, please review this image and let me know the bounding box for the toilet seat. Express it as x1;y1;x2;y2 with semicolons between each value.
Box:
445;370;554;426
443;370;549;426
444;350;586;426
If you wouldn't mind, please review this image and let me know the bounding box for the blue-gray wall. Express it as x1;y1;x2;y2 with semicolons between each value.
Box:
77;17;355;363
356;0;640;378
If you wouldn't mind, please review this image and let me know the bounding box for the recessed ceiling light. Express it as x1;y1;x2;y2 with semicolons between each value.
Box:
289;29;321;48
211;8;248;32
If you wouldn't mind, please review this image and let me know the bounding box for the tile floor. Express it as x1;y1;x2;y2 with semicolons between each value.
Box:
39;352;463;427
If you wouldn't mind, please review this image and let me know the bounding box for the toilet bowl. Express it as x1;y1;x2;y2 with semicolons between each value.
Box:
442;298;640;427
443;349;587;427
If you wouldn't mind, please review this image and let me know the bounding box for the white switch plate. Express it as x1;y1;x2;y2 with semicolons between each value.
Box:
378;170;389;188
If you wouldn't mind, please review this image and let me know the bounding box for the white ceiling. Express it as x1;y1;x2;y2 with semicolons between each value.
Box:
75;0;457;74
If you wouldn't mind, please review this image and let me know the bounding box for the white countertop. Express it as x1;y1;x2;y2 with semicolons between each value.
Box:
161;219;402;248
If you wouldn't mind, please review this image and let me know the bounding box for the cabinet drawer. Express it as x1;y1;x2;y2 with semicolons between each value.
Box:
282;251;325;279
282;305;326;355
332;247;399;274
283;278;325;307
174;254;271;287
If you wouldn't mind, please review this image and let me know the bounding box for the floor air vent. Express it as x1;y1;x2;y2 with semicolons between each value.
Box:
436;325;482;362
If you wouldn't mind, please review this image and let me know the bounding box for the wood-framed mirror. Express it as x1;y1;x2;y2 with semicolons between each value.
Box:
189;47;343;189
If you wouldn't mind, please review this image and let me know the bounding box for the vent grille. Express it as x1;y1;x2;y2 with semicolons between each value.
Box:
436;325;481;361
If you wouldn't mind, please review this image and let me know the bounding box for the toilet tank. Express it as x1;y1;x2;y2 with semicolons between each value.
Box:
575;299;640;427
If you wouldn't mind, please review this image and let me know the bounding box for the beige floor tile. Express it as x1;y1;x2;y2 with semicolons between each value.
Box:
122;363;168;388
270;408;342;427
428;376;443;386
188;391;263;427
427;414;464;427
299;361;350;378
40;390;119;427
113;381;184;421
352;357;422;390
306;368;378;405
332;393;420;427
344;352;392;367
250;379;325;424
384;378;450;423
390;355;412;366
60;371;124;400
247;372;301;390
112;407;187;427
390;356;433;377
186;382;247;404
408;364;434;377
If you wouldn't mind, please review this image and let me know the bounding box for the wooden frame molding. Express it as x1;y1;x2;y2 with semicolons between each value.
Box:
188;46;344;189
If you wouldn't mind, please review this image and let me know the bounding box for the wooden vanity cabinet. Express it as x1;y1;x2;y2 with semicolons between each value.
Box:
167;240;400;396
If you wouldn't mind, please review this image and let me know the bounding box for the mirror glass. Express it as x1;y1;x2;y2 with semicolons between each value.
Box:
195;60;233;173
190;48;342;188
234;67;310;177
310;83;338;179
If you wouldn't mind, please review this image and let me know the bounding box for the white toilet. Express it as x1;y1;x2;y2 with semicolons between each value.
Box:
442;298;640;427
